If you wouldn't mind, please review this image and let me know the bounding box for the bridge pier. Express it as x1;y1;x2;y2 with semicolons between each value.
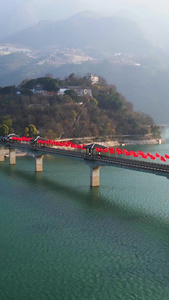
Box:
9;148;16;165
0;147;5;162
35;155;43;172
90;166;100;187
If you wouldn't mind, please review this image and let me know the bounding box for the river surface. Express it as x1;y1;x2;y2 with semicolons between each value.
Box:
1;128;169;300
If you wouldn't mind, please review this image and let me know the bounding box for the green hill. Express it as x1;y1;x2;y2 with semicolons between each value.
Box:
0;75;160;139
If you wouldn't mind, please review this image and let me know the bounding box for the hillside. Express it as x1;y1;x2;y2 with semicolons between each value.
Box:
0;75;160;139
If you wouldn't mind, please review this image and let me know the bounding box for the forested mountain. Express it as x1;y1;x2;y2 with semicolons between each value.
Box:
0;75;160;139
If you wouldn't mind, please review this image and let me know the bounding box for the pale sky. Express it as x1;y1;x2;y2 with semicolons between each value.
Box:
2;0;169;22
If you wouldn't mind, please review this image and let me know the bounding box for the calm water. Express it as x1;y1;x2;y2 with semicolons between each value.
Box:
1;129;169;300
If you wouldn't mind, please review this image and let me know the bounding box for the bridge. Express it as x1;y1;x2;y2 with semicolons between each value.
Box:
0;138;169;187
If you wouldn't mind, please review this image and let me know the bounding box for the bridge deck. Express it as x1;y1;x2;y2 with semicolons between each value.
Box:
1;141;169;178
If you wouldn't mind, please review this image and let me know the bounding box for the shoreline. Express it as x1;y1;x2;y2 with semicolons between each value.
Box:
105;138;165;147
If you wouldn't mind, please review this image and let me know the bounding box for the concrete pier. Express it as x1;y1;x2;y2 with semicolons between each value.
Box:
90;166;100;187
9;148;16;165
0;147;4;162
35;155;43;172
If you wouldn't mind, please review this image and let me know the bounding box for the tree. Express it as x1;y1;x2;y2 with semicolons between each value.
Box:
24;127;29;137
90;98;98;107
0;86;15;95
55;123;64;138
71;110;77;120
98;76;107;86
44;79;59;92
0;124;9;135
21;89;33;96
46;129;56;139
1;116;12;129
64;89;78;101
28;124;37;136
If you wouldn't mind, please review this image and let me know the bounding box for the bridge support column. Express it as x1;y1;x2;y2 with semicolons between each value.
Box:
35;155;43;172
9;148;16;165
90;166;100;187
0;147;5;162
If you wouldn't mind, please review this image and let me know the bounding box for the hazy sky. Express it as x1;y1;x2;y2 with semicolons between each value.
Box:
0;0;169;38
2;0;169;23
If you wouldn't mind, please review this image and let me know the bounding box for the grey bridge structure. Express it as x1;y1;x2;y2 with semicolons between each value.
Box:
0;140;169;187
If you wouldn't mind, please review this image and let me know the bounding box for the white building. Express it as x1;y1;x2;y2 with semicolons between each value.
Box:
88;74;99;85
58;88;70;95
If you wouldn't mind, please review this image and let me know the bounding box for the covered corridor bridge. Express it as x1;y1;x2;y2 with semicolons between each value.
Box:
0;139;169;187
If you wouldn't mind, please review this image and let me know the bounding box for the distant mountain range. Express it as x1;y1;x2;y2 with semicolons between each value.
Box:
2;11;154;56
1;11;169;123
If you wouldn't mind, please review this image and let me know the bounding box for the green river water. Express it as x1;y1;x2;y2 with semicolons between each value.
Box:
1;128;169;299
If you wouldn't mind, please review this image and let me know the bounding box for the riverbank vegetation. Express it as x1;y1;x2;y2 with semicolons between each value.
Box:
0;74;160;138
